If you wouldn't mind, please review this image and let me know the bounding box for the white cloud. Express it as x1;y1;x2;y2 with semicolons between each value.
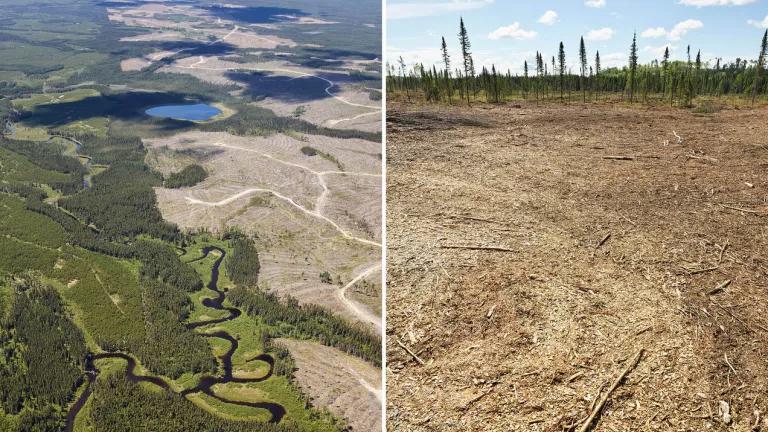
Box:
488;22;537;40
747;15;768;28
641;19;703;41
668;19;704;40
387;0;494;20
585;0;606;8
678;0;755;6
641;27;667;38
585;27;615;41
537;10;558;25
601;52;625;67
643;44;676;59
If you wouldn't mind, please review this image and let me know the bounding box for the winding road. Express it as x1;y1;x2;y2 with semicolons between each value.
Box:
337;263;382;333
185;141;382;249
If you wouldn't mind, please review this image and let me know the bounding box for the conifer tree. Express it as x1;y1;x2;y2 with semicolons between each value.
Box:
458;17;473;104
523;60;529;99
628;32;638;103
579;36;587;102
595;50;601;101
558;42;566;101
441;36;453;102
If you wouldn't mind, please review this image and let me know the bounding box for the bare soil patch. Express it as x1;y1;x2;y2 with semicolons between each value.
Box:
386;101;768;431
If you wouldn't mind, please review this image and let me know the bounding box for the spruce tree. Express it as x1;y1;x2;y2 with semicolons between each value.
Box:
523;60;529;99
458;17;473;104
579;36;587;102
558;42;566;101
441;36;452;102
595;50;601;101
628;32;638;103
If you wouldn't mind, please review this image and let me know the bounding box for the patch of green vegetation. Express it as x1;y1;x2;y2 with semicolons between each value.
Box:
165;163;207;188
0;193;67;248
693;101;723;114
300;146;344;171
225;235;261;287
189;392;272;422
12;88;101;110
0;147;70;184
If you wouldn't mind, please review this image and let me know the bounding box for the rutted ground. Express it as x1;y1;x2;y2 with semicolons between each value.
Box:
147;131;382;327
277;339;382;432
386;101;768;431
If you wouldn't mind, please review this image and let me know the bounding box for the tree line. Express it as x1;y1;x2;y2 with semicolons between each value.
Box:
388;19;768;107
228;286;381;366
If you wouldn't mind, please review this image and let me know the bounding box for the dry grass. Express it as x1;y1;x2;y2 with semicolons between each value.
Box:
386;100;768;431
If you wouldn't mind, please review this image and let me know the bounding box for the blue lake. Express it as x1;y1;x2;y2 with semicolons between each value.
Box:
145;103;221;121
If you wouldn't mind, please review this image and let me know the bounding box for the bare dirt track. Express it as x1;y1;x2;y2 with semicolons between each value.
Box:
386;100;768;431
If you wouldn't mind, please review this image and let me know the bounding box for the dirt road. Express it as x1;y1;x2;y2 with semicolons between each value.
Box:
386;101;768;431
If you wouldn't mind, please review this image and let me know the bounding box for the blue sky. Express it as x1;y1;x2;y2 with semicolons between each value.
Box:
387;0;768;74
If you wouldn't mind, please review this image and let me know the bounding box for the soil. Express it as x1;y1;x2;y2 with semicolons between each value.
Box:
385;100;768;431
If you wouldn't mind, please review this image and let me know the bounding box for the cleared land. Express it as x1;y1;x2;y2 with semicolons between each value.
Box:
386;101;768;431
278;339;382;432
146;130;382;330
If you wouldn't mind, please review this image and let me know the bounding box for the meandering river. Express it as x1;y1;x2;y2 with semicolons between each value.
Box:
64;246;285;431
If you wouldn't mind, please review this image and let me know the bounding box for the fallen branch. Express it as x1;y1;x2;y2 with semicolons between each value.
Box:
718;240;729;265
577;349;645;432
718;204;764;215
440;245;514;252
708;279;731;296
686;265;720;275
450;215;505;225
397;338;425;365
596;233;612;249
602;156;635;161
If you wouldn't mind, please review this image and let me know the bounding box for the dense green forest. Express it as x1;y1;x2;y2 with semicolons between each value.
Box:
135;240;203;292
60;161;180;241
229;286;381;366
225;235;261;287
165;164;208;188
0;138;84;194
0;275;87;431
139;279;216;378
388;21;768;107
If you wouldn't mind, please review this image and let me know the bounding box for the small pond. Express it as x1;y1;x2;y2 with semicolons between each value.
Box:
145;103;221;121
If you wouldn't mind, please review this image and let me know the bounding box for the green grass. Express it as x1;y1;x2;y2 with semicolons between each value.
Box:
188;392;273;422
